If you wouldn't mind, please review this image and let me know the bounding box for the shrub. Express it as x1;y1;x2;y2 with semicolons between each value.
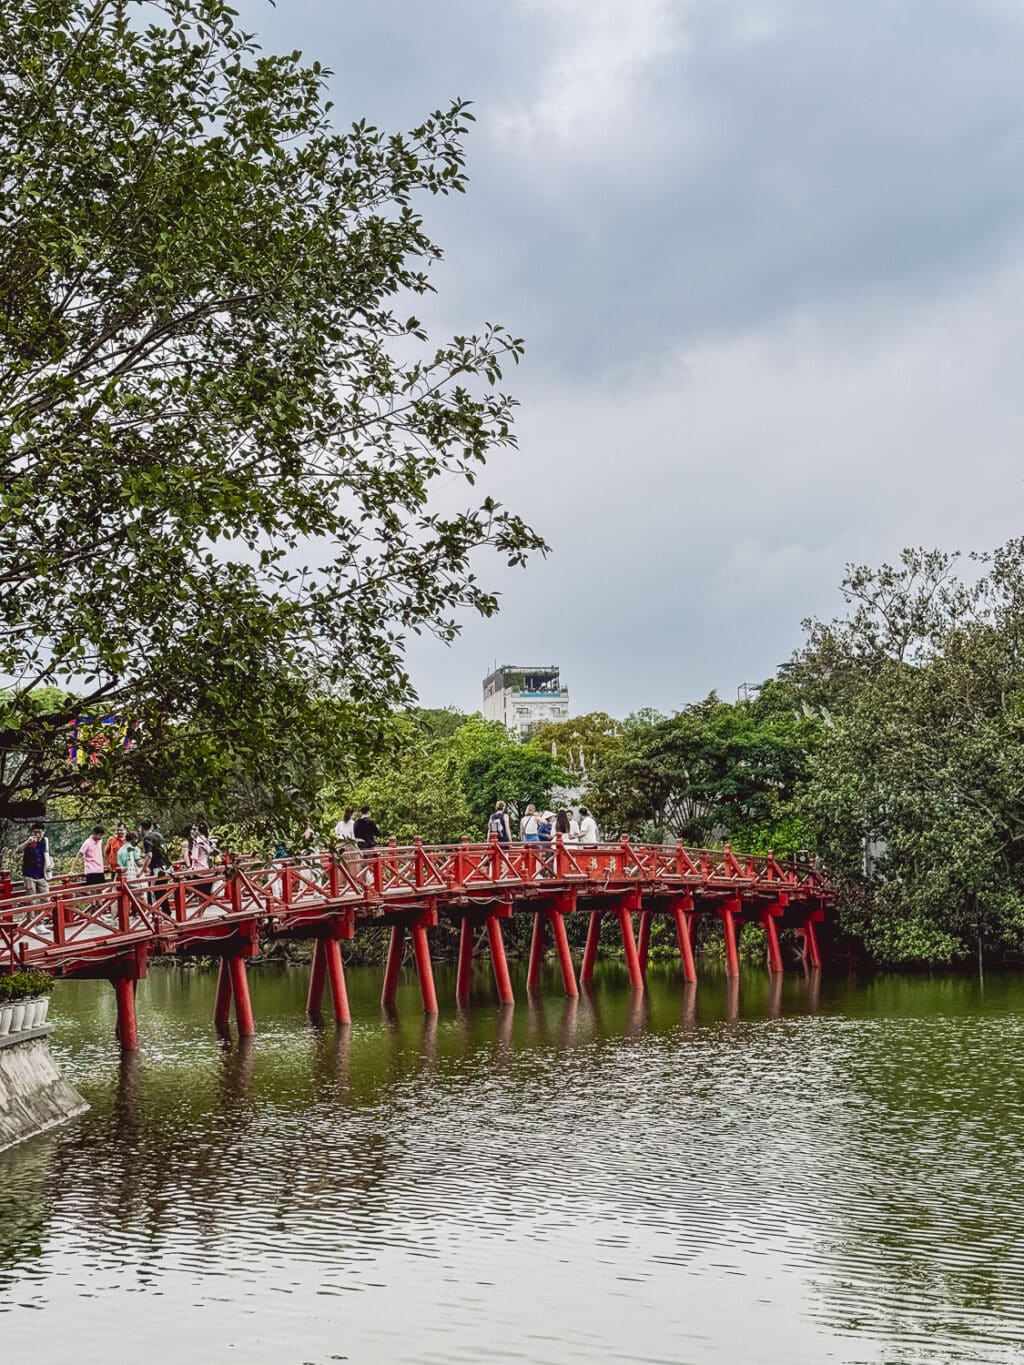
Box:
0;971;55;1002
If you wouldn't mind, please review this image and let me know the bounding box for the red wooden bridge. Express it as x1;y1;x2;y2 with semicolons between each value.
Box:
0;838;830;1049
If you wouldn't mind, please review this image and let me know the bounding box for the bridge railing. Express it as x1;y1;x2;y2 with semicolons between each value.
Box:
0;839;829;969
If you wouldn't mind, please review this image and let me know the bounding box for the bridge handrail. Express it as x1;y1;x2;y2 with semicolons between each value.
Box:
0;838;830;971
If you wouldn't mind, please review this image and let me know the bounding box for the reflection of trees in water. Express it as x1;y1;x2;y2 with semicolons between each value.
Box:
10;968;1013;1364
796;978;1024;1352
0;1135;60;1282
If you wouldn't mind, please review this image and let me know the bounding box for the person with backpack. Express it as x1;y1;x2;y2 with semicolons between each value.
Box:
17;824;51;896
487;801;511;843
117;830;145;880
139;818;167;904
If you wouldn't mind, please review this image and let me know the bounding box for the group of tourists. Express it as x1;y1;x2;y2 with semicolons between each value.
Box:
332;806;381;849
487;802;599;846
14;818;215;897
11;800;600;899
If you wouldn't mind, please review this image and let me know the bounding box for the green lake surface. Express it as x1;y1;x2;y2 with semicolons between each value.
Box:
1;963;1022;1364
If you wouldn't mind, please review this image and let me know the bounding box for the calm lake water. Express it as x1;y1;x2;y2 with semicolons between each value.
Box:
1;962;1022;1364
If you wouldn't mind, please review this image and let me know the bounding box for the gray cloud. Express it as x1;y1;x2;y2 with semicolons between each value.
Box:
239;0;1024;715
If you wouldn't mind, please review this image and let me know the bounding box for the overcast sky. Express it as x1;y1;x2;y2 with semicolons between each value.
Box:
242;0;1024;717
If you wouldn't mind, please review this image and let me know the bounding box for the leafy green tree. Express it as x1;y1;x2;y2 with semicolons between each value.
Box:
340;717;473;846
448;718;565;831
530;711;623;779
0;0;542;816
588;684;820;848
798;542;1024;964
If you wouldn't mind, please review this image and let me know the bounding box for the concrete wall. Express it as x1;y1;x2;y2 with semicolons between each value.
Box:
0;1028;88;1154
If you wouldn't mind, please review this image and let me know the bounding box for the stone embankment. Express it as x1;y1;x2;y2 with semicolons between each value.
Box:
0;1027;88;1153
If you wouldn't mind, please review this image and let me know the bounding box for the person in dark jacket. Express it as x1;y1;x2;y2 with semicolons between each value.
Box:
352;806;380;849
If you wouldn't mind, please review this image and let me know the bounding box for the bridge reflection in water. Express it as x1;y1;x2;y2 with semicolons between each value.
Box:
0;839;830;1047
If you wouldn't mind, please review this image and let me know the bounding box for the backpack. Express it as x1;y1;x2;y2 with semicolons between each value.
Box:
488;811;507;838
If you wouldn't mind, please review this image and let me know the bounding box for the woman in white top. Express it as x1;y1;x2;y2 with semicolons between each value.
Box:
334;807;356;842
520;804;540;842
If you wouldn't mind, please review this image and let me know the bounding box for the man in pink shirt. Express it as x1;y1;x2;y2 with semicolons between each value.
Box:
77;826;107;885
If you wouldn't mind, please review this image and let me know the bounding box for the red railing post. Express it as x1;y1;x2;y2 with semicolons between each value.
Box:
51;893;66;947
117;872;132;933
224;861;242;916
414;836;425;889
175;876;187;923
328;851;341;900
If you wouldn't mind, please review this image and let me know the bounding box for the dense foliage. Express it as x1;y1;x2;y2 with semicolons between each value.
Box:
0;0;541;825
794;544;1024;965
326;713;565;844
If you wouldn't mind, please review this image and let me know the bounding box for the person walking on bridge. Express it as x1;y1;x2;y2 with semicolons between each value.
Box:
353;806;379;850
117;831;144;880
139;819;167;904
17;824;51;897
334;807;356;843
75;826;107;885
555;808;579;845
104;823;127;878
576;807;599;845
520;804;540;843
487;801;511;843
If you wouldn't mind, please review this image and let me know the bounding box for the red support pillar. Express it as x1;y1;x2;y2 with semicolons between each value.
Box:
637;910;653;978
760;908;784;974
214;958;233;1032
113;975;139;1051
457;917;475;1005
670;898;697;984
487;913;515;1006
381;924;405;1007
527;914;546;992
618;901;644;991
228;953;255;1036
580;911;602;986
550;910;579;999
802;912;822;969
411;921;439;1015
719;900;741;979
324;936;351;1026
307;938;327;1014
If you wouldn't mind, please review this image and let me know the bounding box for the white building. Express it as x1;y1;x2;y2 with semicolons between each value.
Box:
482;665;569;738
